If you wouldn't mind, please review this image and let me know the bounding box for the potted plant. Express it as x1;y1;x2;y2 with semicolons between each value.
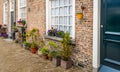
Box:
30;42;38;54
47;41;58;60
60;32;73;69
51;50;61;67
26;28;39;53
17;19;26;26
48;27;57;36
76;12;83;20
56;30;64;38
41;46;49;60
12;26;18;32
23;41;31;50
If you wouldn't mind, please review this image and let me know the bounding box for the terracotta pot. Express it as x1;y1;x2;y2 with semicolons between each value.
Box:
42;54;48;60
76;13;83;20
52;57;61;67
48;56;52;61
30;48;38;54
61;59;73;69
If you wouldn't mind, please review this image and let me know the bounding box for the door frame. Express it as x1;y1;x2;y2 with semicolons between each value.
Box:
9;0;15;37
93;0;101;71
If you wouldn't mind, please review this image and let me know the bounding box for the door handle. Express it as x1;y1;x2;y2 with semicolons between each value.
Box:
101;25;103;28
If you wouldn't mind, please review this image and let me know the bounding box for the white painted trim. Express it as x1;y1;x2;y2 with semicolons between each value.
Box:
93;0;100;69
18;0;20;20
46;0;75;39
46;0;49;35
72;0;75;39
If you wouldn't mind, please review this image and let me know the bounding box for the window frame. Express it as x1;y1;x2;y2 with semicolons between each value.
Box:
46;0;75;39
3;1;8;25
18;0;27;20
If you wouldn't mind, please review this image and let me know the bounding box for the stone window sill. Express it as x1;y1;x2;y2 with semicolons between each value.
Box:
44;35;76;45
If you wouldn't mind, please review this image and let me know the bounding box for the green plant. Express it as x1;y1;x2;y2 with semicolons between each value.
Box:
22;20;26;25
48;41;58;49
56;31;64;38
31;42;37;48
76;12;83;14
26;28;39;46
23;41;31;47
50;50;61;58
41;46;49;55
61;32;72;61
12;26;18;31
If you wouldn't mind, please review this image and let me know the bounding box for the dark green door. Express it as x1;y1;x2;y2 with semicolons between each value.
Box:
101;0;120;70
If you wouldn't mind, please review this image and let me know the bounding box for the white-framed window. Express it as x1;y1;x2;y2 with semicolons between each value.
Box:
3;1;8;25
18;0;26;20
10;0;14;11
46;0;75;39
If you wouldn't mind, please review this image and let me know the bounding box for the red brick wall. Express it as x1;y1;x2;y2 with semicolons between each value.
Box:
27;0;46;35
0;0;3;25
3;0;93;71
74;0;93;71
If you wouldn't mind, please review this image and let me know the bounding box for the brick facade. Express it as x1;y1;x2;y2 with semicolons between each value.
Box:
3;0;93;71
0;0;3;25
27;0;46;35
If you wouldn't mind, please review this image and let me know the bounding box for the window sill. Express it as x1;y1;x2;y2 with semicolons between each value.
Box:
44;35;76;45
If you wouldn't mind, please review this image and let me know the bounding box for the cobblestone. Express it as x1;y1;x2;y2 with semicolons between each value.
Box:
0;38;85;72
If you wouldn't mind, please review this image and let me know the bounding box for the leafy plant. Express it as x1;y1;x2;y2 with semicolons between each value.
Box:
41;46;49;55
56;30;64;38
50;50;61;58
61;32;72;61
26;28;39;47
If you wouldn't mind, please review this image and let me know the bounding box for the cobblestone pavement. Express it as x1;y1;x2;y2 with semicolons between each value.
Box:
0;38;85;72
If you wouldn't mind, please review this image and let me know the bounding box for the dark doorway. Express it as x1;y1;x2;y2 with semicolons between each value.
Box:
100;0;120;71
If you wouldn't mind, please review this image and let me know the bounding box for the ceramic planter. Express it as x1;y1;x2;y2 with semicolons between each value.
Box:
42;54;48;60
61;59;73;69
52;57;61;67
48;56;52;61
76;13;83;20
30;48;38;54
38;50;42;56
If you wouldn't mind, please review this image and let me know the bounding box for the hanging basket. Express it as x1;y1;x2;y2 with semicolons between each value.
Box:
76;13;83;20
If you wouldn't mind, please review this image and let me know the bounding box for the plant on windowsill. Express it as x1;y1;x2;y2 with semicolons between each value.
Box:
60;32;73;69
56;30;64;38
48;27;57;36
17;19;26;26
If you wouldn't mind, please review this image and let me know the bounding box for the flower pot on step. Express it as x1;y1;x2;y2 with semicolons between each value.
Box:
52;57;61;67
61;59;73;69
42;54;48;60
30;48;38;54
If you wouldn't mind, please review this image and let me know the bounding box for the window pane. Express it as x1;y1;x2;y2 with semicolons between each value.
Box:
69;0;72;4
64;0;69;5
69;26;72;35
56;0;59;7
51;0;55;7
60;0;64;6
70;16;72;25
69;6;72;15
51;17;55;25
56;8;59;15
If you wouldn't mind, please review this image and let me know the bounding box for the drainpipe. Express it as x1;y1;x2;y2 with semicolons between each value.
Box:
14;0;16;25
